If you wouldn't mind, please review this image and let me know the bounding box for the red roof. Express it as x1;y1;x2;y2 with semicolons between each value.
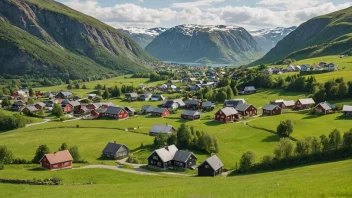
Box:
40;150;73;164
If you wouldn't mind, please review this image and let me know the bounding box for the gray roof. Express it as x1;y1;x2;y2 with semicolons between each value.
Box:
24;106;39;112
104;106;124;115
182;110;201;116
152;108;168;114
154;145;178;162
141;105;155;112
126;93;138;97
298;98;315;105
124;106;135;112
35;102;46;107
202;101;214;107
199;155;223;170
58;91;72;97
316;102;335;111
174;99;185;107
61;99;70;105
102;142;128;153
224;99;246;107
342;105;352;112
184;100;200;105
173;150;195;162
282;100;295;106
235;103;252;112
218;107;239;116
69;101;80;107
244;86;256;91
150;124;175;134
263;104;280;111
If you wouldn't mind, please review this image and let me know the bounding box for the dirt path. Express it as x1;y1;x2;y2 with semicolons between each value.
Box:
79;165;160;176
25;119;51;127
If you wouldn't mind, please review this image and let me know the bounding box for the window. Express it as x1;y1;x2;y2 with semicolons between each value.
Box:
157;162;161;167
53;164;58;168
205;165;209;168
153;156;158;160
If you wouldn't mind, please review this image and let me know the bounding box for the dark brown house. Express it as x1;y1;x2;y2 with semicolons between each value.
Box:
262;104;282;116
314;102;336;115
198;155;223;177
235;103;257;116
294;98;315;110
214;107;240;123
181;110;201;120
103;106;129;120
151;108;170;117
102;142;130;159
184;100;201;110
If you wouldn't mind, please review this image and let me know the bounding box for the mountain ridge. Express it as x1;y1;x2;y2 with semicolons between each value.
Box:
120;27;168;49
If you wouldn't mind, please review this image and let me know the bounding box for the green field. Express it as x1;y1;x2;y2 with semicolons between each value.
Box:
0;160;351;197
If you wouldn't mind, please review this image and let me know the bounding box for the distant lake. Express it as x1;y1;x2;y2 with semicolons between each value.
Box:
162;61;235;67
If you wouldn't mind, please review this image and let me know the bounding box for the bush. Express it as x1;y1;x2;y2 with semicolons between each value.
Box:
0;163;4;170
239;151;256;171
126;154;141;164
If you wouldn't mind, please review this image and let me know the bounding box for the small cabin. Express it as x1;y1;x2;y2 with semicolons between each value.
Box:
102;142;130;159
214;107;240;123
39;150;73;170
181;110;201;120
198;155;223;177
103;106;129;120
262;104;282;116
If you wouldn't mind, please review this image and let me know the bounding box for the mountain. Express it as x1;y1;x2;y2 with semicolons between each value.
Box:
249;27;296;53
121;27;167;49
145;24;264;66
0;0;154;81
251;7;352;66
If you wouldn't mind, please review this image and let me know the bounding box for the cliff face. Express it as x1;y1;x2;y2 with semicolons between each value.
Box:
121;27;167;49
145;25;264;66
0;0;153;80
251;7;352;65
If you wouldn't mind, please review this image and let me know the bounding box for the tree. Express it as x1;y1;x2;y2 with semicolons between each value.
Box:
295;138;311;156
313;85;326;103
311;137;321;153
328;129;342;151
38;109;45;116
96;89;102;96
82;85;87;89
258;64;267;71
69;145;81;162
74;84;80;89
1;98;11;107
277;120;294;137
153;133;169;148
58;143;68;151
347;81;352;97
176;124;193;148
239;151;256;171
215;91;227;103
32;145;50;163
337;81;348;98
52;103;64;118
67;84;73;90
27;98;34;105
343;130;352;149
226;86;234;100
274;138;293;159
29;88;34;97
320;134;329;152
233;85;238;96
167;134;177;146
102;89;110;100
0;145;14;164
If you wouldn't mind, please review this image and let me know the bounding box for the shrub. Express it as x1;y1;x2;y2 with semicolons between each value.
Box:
239;151;256;171
0;163;4;170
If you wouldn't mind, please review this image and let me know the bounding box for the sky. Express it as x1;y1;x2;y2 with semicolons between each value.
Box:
56;0;352;30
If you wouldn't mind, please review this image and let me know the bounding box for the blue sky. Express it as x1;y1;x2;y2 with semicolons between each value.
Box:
57;0;352;30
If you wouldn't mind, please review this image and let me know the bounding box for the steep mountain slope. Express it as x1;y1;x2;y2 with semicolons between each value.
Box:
251;7;352;65
0;0;153;80
145;24;264;65
121;27;167;49
249;27;296;53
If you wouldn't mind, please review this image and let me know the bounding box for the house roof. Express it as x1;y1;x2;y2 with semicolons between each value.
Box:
316;102;335;111
244;86;256;91
235;103;252;112
102;142;128;153
69;101;80;107
181;110;201;116
104;106;124;115
224;99;246;107
282;100;295;106
124;106;135;112
24;106;39;112
184;100;200;105
40;150;73;164
198;155;223;170
150;124;175;134
173;150;195;162
153;145;178;162
61;99;70;105
218;107;239;116
263;104;280;111
126;93;138;97
152;108;168;114
202;101;214;107
275;99;284;103
35;102;46;107
342;105;352;112
298;98;315;105
141;105;154;112
58;91;72;97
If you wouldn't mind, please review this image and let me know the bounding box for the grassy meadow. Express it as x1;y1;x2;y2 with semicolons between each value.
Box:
0;160;351;197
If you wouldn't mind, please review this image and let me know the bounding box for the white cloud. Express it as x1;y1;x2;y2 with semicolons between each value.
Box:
171;0;224;9
257;0;326;10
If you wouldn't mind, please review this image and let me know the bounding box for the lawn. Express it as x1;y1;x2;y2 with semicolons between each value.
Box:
249;112;352;139
0;159;351;197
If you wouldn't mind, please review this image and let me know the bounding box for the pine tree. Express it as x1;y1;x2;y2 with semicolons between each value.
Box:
32;145;50;163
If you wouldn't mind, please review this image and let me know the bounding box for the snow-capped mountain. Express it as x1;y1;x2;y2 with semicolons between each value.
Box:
120;27;168;49
145;24;264;66
250;26;297;53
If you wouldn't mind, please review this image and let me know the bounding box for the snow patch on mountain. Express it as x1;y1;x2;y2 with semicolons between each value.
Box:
122;27;167;37
250;27;296;39
174;24;242;36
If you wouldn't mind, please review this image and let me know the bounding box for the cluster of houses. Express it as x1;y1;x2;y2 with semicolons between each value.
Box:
264;62;339;75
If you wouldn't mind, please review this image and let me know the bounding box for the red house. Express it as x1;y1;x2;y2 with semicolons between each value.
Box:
151;108;170;117
314;101;336;115
91;108;107;119
39;150;73;170
62;104;74;113
294;98;315;110
235;103;257;116
262;104;282;116
214;107;240;123
103;106;129;120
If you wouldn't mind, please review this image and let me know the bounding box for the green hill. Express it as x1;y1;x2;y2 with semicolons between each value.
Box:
0;0;154;80
251;6;352;65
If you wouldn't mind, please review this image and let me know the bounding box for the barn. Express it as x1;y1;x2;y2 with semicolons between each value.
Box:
294;98;315;110
314;101;336;115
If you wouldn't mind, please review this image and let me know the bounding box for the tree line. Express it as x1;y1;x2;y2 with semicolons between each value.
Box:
236;128;352;173
0;112;33;131
153;123;219;154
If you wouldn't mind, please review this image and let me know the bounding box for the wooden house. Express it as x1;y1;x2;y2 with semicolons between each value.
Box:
22;106;39;115
342;105;352;116
124;107;136;116
214;107;241;123
149;124;176;136
138;93;152;101
56;91;73;99
184;100;201;110
294;98;315;110
198;155;223;177
91;108;107;119
262;104;281;116
181;110;201;120
314;102;336;115
62;104;74;113
11;101;25;111
242;86;256;94
141;105;155;114
150;94;165;101
202;101;215;111
102;142;130;159
235;103;257;116
103;106;129;120
34;102;46;110
223;99;246;108
162;99;185;110
125;93;138;101
150;108;170;117
147;145;197;170
39;150;73;170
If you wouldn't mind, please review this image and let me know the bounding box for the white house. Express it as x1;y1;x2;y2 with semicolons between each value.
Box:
286;65;295;72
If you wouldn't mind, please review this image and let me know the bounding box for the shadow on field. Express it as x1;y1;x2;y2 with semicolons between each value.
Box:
335;116;352;120
204;121;222;126
302;115;321;119
29;167;47;172
261;135;280;142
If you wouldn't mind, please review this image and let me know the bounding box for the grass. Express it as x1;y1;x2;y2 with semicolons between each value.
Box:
0;160;351;197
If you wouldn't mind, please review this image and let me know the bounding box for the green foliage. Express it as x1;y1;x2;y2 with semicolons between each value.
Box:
52;104;64;118
328;129;342;151
239;151;256;171
32;145;50;163
69;145;81;162
102;89;110;100
58;143;68;151
274;138;293;160
295;138;311;156
28;88;34;97
27;98;34;105
343;130;352;148
0;113;32;130
153;133;171;148
277;120;294;137
215;91;227;103
1;98;11;107
0;145;14;164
